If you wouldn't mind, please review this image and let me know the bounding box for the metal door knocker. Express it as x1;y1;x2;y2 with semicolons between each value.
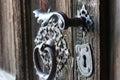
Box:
33;5;93;80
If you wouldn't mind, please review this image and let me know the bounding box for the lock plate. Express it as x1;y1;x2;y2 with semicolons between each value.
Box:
75;43;93;77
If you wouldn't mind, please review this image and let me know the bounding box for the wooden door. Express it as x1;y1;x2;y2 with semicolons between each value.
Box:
72;0;100;80
31;0;100;80
0;0;100;80
0;0;32;80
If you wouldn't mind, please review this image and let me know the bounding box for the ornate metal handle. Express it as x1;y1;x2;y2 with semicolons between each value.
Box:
33;5;93;80
33;5;93;31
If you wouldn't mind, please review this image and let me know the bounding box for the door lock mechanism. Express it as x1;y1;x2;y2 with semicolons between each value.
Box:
75;43;93;77
33;5;93;80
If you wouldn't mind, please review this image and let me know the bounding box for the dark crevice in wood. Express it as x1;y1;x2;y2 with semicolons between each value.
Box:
24;0;34;80
20;0;27;80
20;0;33;80
100;0;110;80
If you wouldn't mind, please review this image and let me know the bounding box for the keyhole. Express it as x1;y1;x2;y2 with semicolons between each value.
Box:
83;55;87;67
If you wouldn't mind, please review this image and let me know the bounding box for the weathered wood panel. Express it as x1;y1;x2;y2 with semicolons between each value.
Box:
31;0;100;80
0;0;28;80
0;0;16;75
0;0;101;80
111;0;120;80
55;0;73;80
0;0;2;72
72;0;100;80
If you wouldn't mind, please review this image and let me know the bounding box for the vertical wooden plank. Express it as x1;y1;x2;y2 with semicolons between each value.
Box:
72;0;100;80
109;0;115;80
112;0;120;80
0;0;26;79
0;0;33;80
0;0;27;79
72;2;78;80
20;0;34;80
0;0;16;75
12;0;25;80
0;0;2;70
55;0;73;80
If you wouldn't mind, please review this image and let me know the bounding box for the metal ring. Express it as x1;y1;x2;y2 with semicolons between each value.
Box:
33;45;56;80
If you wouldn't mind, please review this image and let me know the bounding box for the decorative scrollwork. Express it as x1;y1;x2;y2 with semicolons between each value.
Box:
33;10;70;80
33;5;93;80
